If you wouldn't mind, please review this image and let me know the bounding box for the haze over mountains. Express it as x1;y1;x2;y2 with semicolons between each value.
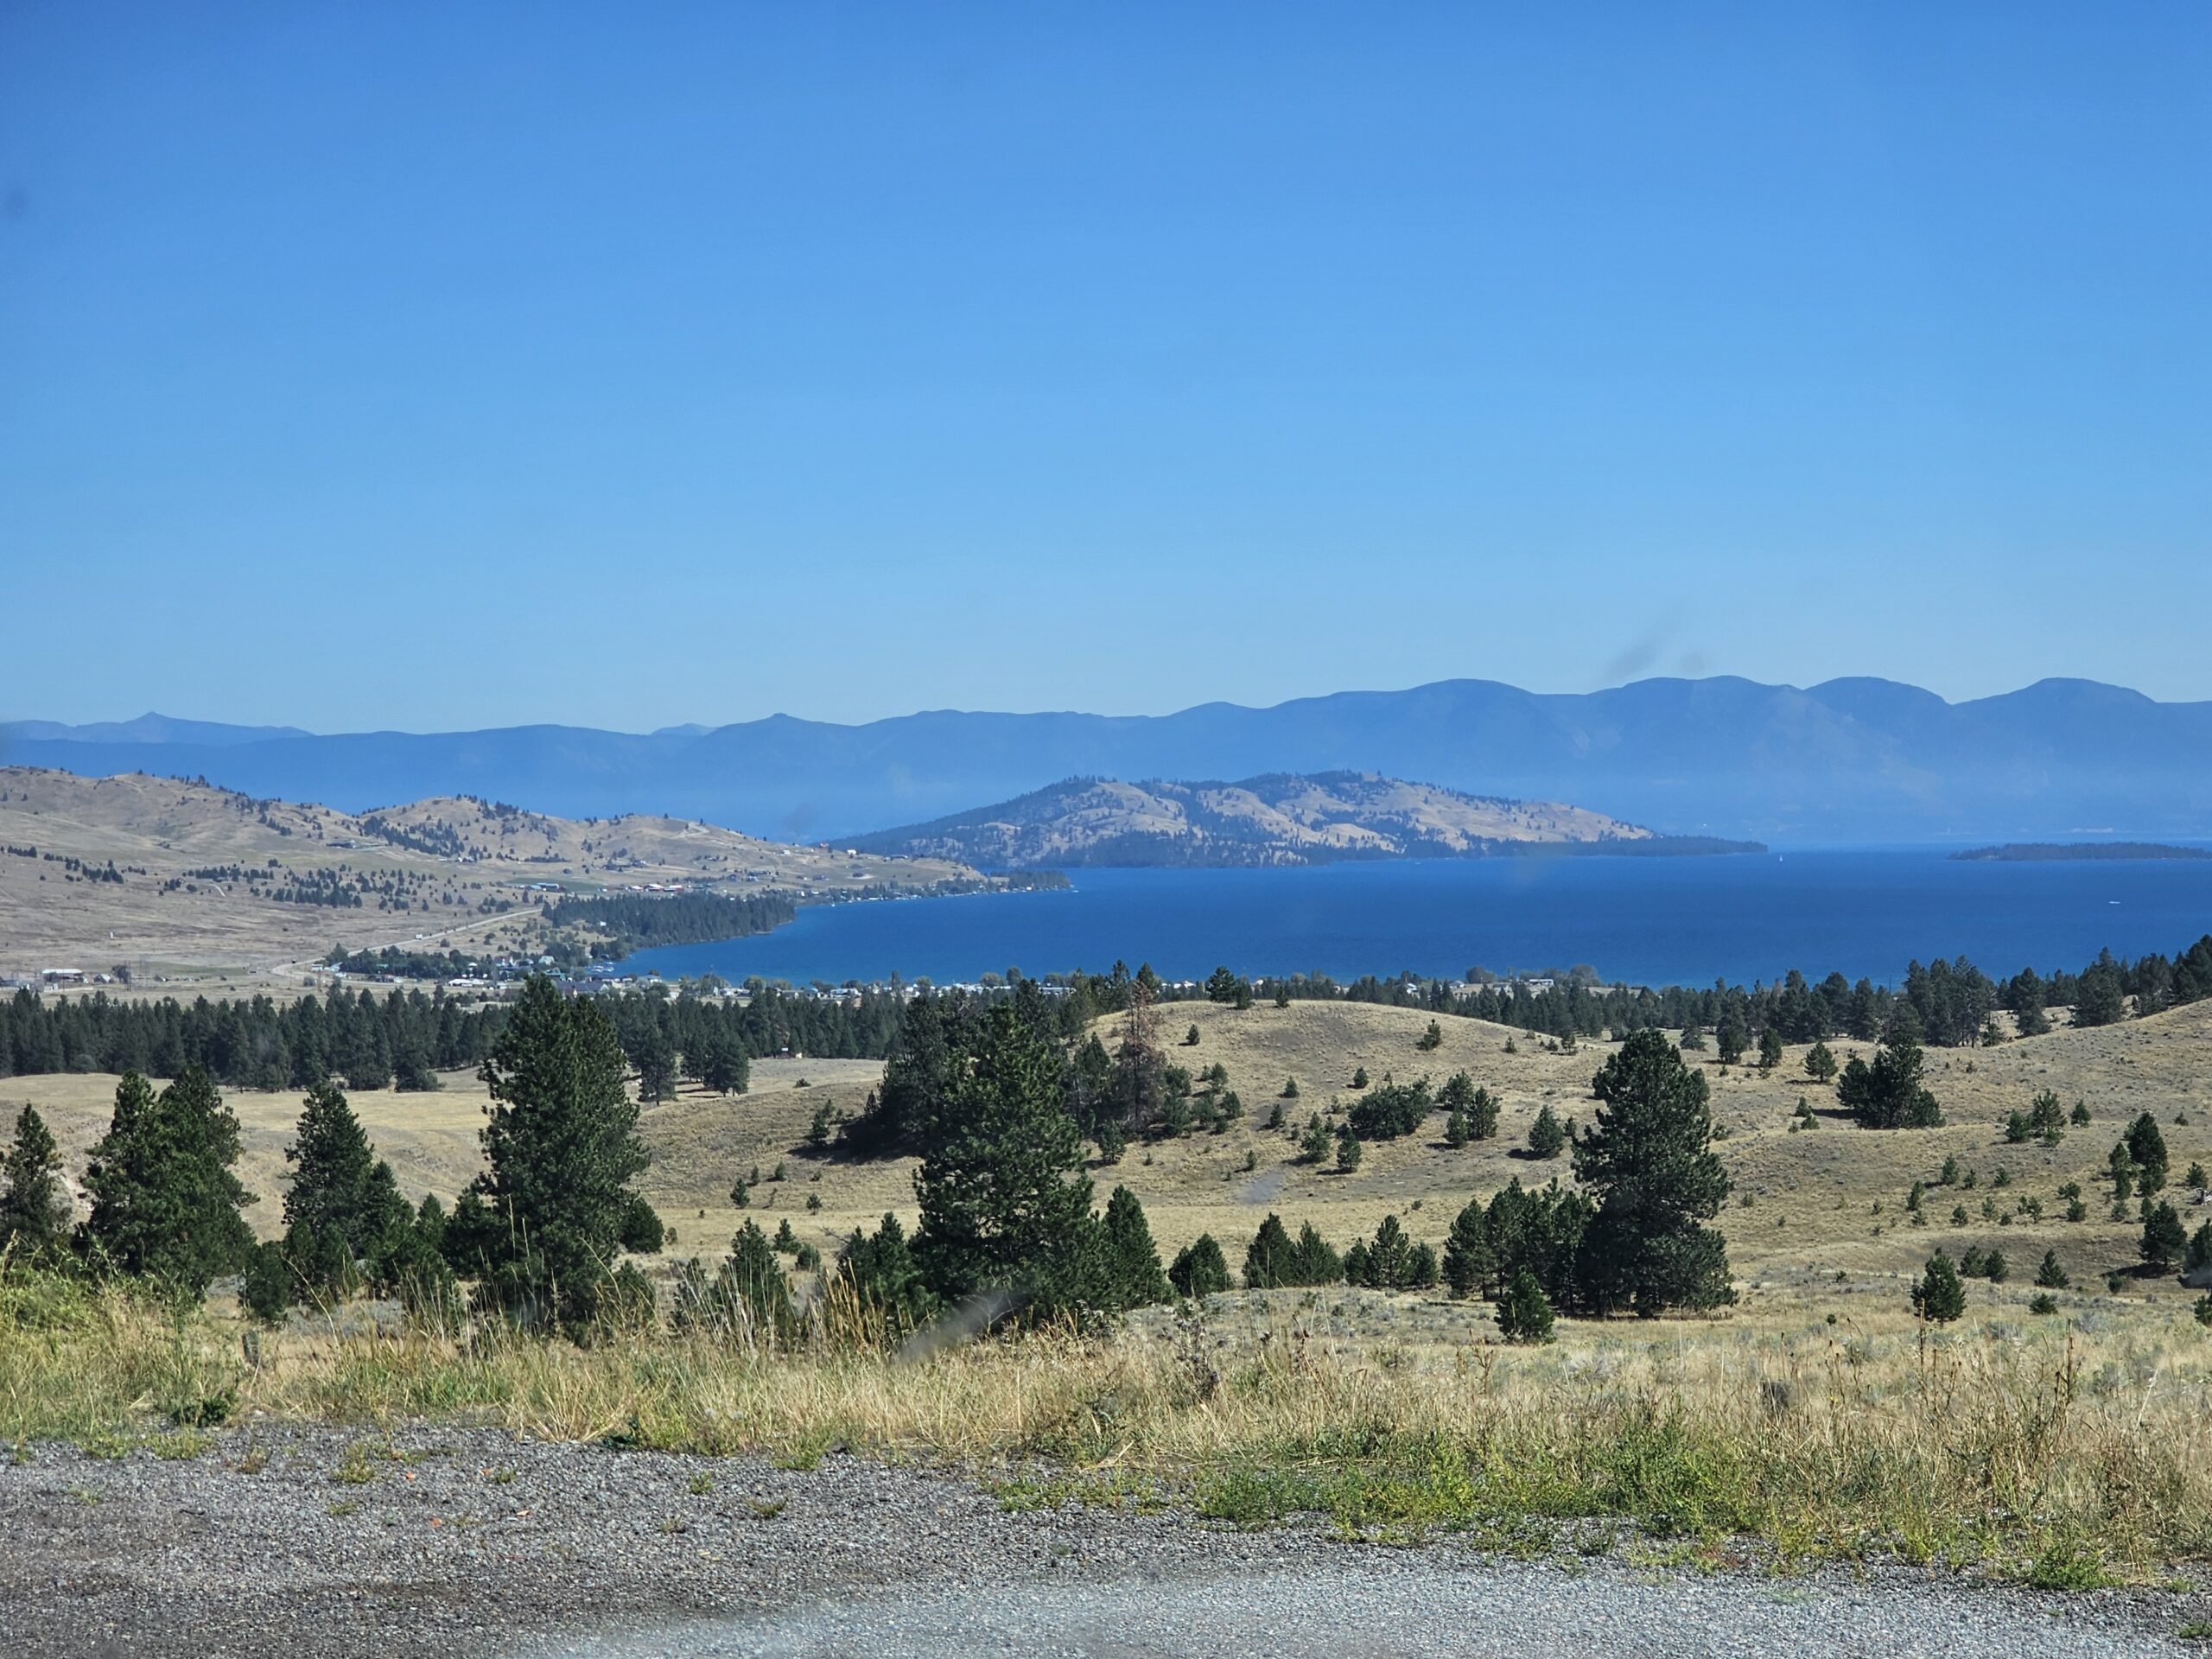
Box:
5;675;2209;845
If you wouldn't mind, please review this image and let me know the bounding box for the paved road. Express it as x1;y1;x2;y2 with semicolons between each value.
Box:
554;1559;2198;1659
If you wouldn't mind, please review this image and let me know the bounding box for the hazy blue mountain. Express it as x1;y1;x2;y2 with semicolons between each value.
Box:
0;712;310;747
4;677;2209;844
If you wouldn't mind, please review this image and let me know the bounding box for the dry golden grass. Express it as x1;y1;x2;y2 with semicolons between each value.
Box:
16;995;2212;1322
3;1262;2208;1580
9;995;2212;1576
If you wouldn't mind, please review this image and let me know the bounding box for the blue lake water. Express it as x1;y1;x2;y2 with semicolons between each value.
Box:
618;851;2212;989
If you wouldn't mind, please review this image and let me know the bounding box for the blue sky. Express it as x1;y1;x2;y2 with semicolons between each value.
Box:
3;3;2207;733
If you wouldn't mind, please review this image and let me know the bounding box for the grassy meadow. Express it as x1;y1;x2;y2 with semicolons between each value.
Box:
7;995;2212;1579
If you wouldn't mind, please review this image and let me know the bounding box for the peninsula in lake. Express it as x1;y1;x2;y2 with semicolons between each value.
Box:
845;771;1764;869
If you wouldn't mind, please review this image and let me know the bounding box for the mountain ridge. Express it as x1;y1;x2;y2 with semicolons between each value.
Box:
6;674;2210;843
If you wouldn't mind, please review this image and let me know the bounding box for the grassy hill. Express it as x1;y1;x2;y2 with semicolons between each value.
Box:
0;767;976;982
848;771;1758;868
16;995;2210;1343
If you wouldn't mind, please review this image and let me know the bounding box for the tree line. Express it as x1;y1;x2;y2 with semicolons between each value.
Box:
542;890;798;959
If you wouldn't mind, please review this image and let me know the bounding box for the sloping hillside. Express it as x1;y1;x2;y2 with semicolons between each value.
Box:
848;771;1756;868
0;768;974;977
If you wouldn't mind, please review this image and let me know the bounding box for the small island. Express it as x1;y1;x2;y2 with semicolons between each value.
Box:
1950;842;2212;862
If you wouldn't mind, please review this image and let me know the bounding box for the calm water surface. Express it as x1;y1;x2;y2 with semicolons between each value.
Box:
620;851;2212;988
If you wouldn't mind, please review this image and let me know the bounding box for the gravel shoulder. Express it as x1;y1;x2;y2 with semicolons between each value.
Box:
0;1426;2202;1659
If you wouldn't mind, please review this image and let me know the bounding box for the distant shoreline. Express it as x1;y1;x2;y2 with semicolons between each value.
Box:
1950;842;2212;863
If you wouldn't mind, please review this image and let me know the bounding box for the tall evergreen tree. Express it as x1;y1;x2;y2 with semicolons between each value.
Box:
0;1104;70;1259
1100;1185;1171;1308
912;1005;1100;1317
1574;1029;1733;1314
81;1067;257;1297
282;1081;410;1296
1441;1196;1493;1298
467;977;652;1329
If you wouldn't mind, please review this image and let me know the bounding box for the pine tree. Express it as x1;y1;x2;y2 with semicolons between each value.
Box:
1495;1269;1554;1343
2124;1114;2171;1193
1444;1107;1470;1147
81;1067;257;1297
1101;1185;1172;1308
1335;1129;1363;1173
836;1212;935;1337
0;1104;70;1260
1526;1103;1567;1160
2034;1249;2069;1289
1405;1241;1438;1289
1168;1233;1230;1297
1837;1037;1945;1129
676;1219;795;1342
2141;1201;2187;1272
282;1081;410;1299
1441;1197;1492;1297
1573;1029;1732;1316
1363;1214;1413;1288
467;977;651;1330
1912;1250;1966;1321
1243;1213;1296;1288
1757;1030;1783;1072
912;1005;1101;1318
1804;1041;1837;1084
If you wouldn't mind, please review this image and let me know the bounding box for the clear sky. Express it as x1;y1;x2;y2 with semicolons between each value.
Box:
3;3;2208;733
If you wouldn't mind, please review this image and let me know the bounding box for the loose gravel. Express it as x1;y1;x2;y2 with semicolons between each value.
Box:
0;1426;2202;1658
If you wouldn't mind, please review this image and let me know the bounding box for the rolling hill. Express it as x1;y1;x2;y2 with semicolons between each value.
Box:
0;768;976;977
847;772;1760;868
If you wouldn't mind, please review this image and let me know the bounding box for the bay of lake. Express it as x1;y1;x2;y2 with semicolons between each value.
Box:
619;849;2212;989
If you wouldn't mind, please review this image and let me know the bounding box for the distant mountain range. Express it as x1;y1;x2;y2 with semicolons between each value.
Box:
848;772;1762;868
6;675;2210;844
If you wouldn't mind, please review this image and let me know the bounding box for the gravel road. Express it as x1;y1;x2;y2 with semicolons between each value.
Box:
0;1426;2201;1658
